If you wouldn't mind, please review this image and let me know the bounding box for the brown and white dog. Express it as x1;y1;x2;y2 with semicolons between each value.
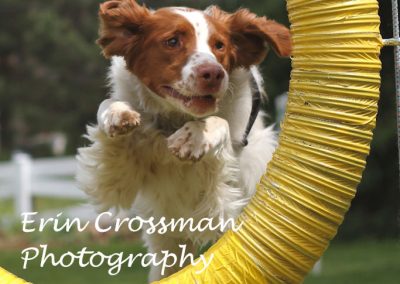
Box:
77;0;291;281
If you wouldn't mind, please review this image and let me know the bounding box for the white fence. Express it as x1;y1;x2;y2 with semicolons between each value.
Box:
0;153;86;215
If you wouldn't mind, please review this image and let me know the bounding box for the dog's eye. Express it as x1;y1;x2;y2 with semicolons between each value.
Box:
215;41;225;50
165;37;180;48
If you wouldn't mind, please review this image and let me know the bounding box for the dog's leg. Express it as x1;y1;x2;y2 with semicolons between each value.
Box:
97;98;141;137
167;116;244;230
167;116;232;161
145;234;197;282
239;123;277;197
76;99;143;210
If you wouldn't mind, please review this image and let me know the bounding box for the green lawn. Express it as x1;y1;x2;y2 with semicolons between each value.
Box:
305;240;400;284
0;240;398;283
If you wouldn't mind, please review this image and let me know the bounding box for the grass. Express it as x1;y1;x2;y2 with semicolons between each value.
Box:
0;198;14;215
0;240;398;283
305;240;400;284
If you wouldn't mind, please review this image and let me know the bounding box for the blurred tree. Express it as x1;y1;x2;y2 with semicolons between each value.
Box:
0;0;397;239
0;0;107;157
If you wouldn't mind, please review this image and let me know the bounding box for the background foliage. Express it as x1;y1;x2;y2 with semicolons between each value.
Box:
0;0;398;240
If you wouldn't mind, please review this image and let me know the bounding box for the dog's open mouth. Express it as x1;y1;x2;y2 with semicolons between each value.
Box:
162;86;217;115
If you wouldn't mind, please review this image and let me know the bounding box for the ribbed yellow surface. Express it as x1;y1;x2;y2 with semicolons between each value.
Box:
0;268;30;284
158;0;382;283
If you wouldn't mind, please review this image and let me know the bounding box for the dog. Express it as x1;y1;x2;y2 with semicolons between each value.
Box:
77;0;291;281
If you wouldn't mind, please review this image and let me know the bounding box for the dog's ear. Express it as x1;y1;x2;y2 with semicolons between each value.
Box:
228;9;292;67
97;0;150;58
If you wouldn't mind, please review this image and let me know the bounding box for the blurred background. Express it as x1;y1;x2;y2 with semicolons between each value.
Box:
0;0;398;283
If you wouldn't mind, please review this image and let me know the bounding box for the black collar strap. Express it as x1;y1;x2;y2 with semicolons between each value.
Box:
241;72;262;147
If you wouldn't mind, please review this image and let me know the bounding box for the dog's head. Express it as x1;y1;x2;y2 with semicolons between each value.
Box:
97;0;291;117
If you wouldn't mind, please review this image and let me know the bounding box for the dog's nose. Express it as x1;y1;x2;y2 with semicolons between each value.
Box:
196;64;225;94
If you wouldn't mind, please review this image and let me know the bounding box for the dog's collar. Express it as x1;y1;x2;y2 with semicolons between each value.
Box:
240;72;262;147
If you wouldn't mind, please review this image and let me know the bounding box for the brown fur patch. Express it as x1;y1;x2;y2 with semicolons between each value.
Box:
207;6;292;68
205;13;235;72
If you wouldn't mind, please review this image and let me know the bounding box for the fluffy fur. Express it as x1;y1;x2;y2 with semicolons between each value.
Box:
77;1;291;281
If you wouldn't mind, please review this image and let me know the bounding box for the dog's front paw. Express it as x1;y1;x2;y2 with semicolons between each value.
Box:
167;123;208;162
167;116;230;162
102;102;141;138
